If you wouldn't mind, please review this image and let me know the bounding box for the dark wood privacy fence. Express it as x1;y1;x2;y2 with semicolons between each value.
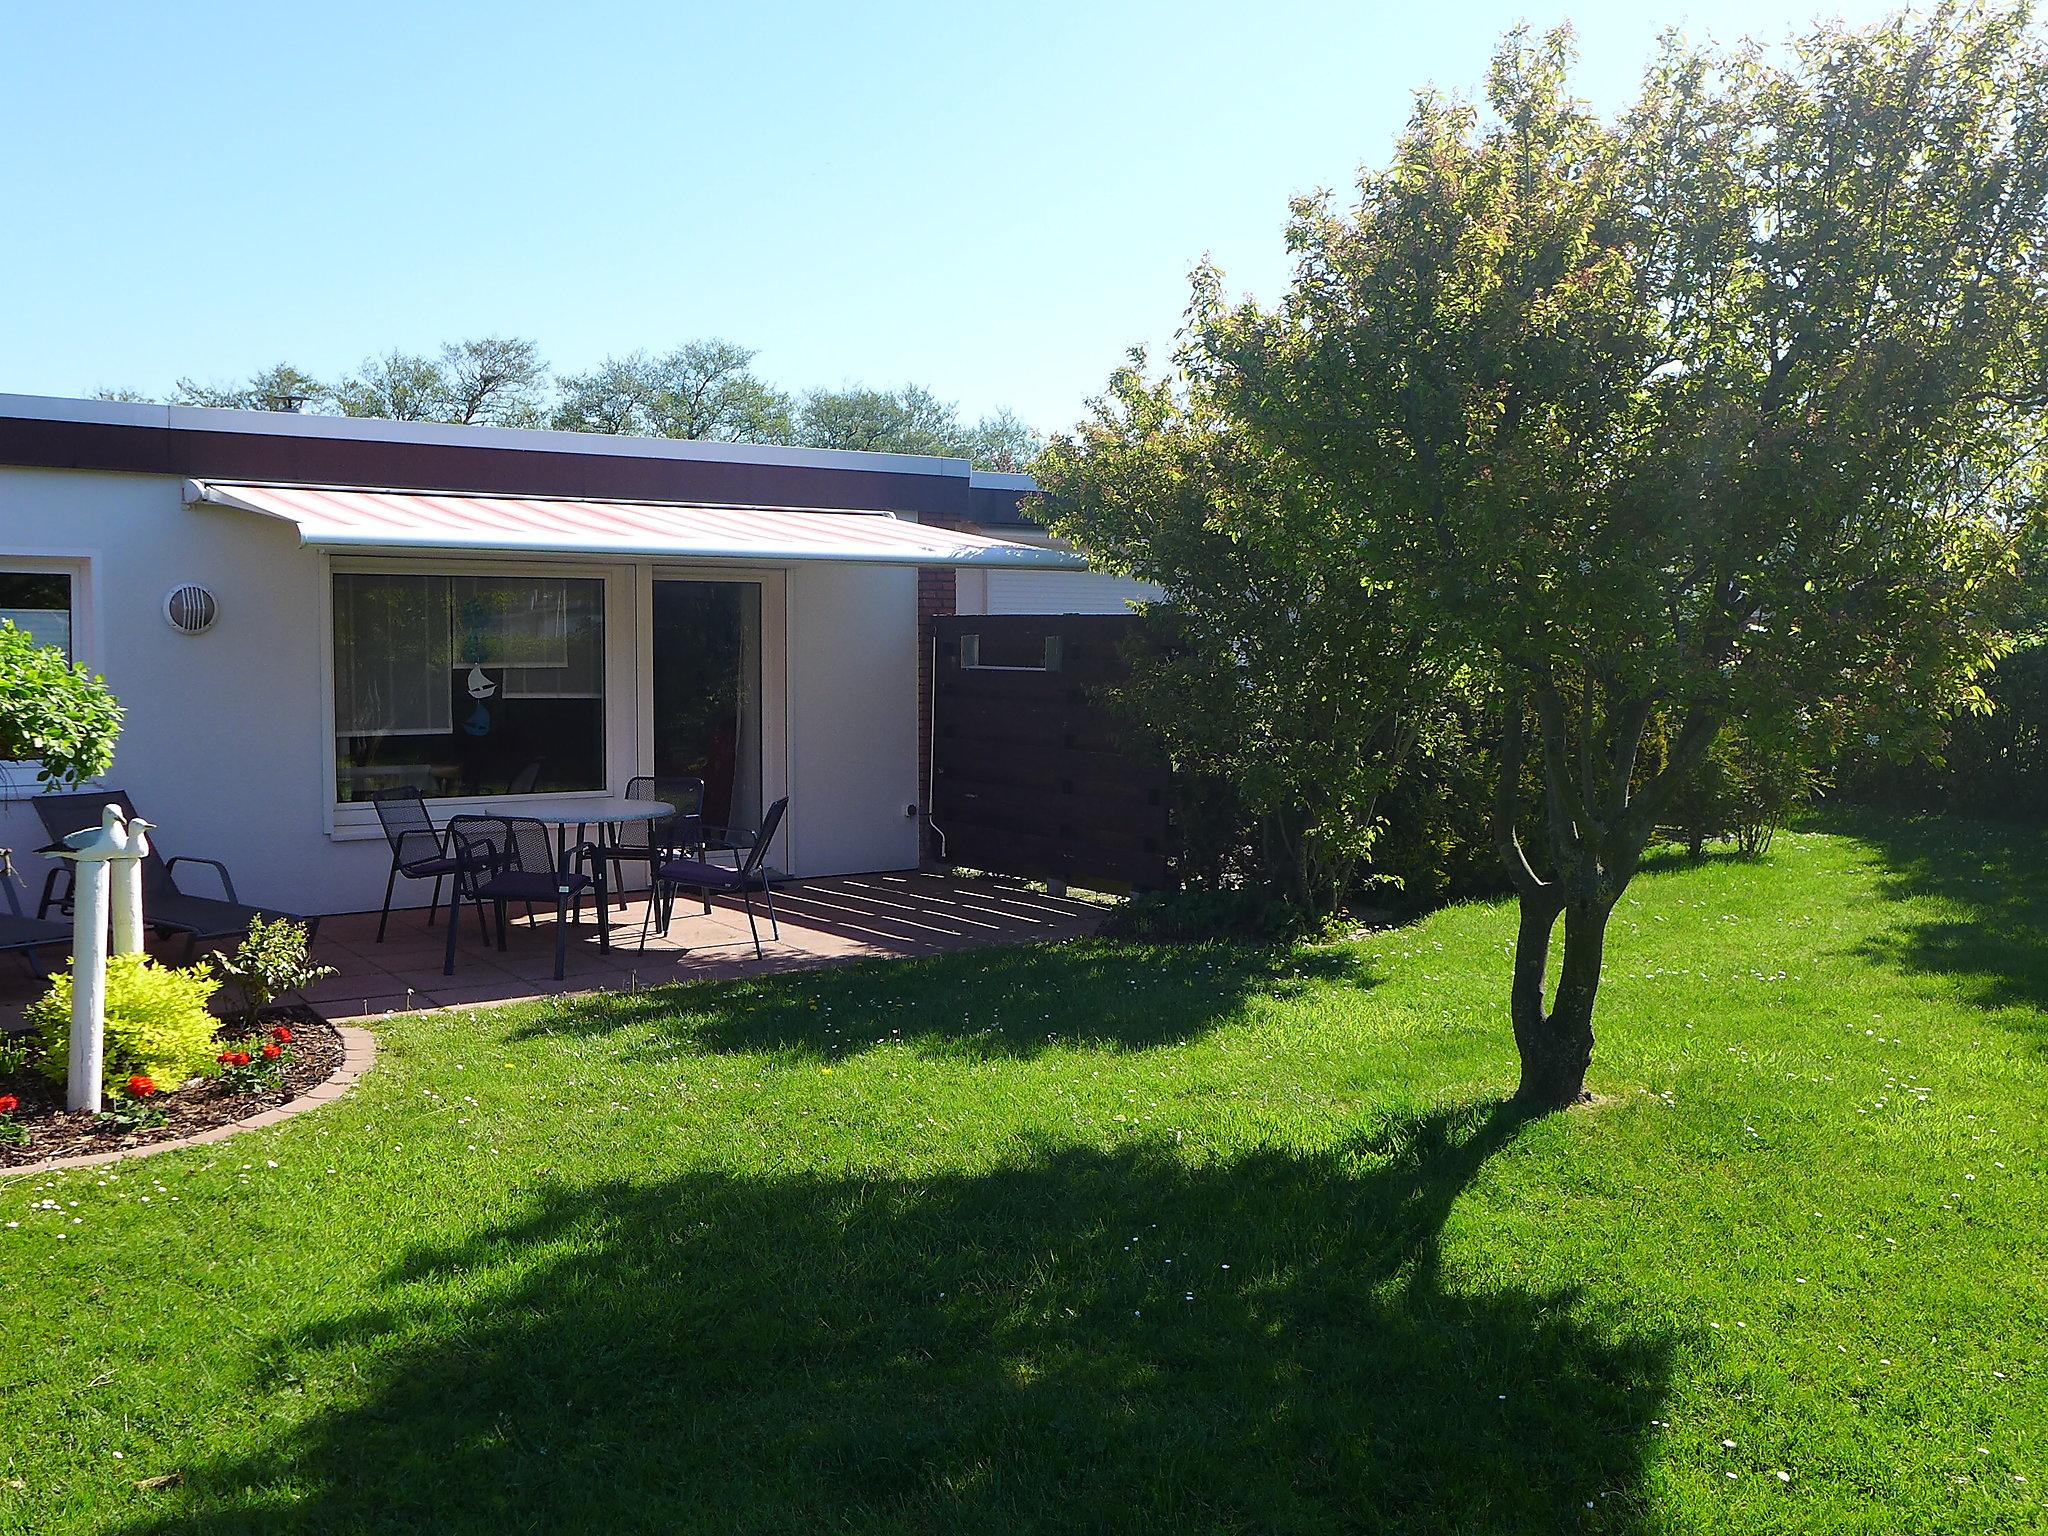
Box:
927;614;1171;892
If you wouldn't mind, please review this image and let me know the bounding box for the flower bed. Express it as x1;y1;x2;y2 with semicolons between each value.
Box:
0;1008;344;1167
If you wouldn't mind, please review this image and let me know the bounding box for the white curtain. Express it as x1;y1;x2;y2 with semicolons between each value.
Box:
731;583;763;826
332;573;452;737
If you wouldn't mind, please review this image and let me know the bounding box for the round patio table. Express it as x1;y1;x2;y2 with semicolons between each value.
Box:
495;796;676;839
441;796;676;928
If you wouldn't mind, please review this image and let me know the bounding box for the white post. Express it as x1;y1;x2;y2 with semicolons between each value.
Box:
53;804;128;1114
109;816;150;956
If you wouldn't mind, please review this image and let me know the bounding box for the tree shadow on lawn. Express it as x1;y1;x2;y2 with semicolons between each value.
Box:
1830;810;2048;1022
113;1102;1672;1536
508;940;1379;1063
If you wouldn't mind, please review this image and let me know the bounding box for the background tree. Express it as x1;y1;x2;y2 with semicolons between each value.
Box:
117;341;1039;467
436;336;548;427
172;363;323;412
797;383;1044;465
1192;7;2045;1107
553;342;796;441
1038;358;1444;912
965;407;1044;472
797;384;965;454
330;350;451;421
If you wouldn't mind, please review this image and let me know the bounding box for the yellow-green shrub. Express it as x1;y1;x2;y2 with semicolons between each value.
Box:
29;953;221;1093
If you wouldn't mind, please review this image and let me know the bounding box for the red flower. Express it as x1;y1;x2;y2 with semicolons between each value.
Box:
0;1094;17;1115
127;1074;157;1098
261;1043;282;1059
218;1049;252;1068
270;1025;293;1043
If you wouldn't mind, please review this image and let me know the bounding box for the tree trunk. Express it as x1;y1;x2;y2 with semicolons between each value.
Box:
1509;891;1610;1110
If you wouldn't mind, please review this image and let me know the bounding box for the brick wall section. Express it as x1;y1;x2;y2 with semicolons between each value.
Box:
917;524;969;864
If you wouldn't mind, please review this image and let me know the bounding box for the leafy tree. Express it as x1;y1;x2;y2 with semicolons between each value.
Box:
966;407;1045;472
172;363;324;412
1188;7;2046;1107
797;384;1042;467
331;350;451;421
554;342;796;441
437;336;548;427
0;621;123;788
798;384;962;455
1039;358;1443;911
112;339;1041;465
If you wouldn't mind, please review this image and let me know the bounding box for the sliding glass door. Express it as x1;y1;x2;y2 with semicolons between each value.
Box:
651;579;762;831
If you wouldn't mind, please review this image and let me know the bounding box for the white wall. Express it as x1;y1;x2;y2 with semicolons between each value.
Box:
0;466;927;917
783;561;921;875
0;468;371;915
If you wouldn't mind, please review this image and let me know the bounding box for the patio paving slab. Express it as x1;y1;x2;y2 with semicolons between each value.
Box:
0;872;1105;1028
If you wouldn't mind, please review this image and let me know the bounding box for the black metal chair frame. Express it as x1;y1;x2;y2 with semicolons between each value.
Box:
368;786;477;942
442;815;608;981
30;791;317;959
0;848;70;974
640;797;788;960
600;775;709;910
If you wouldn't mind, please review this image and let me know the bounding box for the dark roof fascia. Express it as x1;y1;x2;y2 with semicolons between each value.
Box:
0;416;970;518
965;480;1048;528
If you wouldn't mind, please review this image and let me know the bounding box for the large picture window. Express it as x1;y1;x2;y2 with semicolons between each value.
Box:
333;571;604;802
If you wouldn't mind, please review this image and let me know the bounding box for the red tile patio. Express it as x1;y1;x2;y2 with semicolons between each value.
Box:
0;873;1106;1028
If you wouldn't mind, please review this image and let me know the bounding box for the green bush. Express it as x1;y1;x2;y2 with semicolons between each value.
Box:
1834;641;2048;822
0;619;123;788
29;953;221;1093
1362;696;1524;910
1668;725;1821;859
210;917;334;1027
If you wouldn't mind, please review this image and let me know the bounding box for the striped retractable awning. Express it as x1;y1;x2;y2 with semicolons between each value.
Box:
183;479;1082;569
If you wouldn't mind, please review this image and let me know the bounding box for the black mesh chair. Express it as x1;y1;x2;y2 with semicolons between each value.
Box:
369;787;475;942
31;791;315;959
601;776;705;908
0;849;69;974
443;815;607;981
640;797;788;959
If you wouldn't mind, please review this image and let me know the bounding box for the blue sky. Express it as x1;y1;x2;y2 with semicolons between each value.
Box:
1;1;1914;434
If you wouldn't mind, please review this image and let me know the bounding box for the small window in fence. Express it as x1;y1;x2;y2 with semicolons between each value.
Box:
960;632;1063;672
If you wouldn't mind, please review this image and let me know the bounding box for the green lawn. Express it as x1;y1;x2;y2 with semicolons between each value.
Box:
3;815;2044;1534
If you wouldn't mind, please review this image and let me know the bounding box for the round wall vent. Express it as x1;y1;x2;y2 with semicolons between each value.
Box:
163;584;219;636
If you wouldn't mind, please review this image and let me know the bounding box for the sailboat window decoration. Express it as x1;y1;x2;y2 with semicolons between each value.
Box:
463;662;498;737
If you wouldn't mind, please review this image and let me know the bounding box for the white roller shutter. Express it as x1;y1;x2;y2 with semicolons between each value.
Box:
984;569;1161;615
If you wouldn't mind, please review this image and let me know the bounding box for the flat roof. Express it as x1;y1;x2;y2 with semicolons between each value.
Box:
0;391;1045;521
0;392;973;478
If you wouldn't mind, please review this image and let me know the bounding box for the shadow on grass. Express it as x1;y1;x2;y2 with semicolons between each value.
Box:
1830;810;2048;1021
509;939;1378;1062
114;1103;1671;1535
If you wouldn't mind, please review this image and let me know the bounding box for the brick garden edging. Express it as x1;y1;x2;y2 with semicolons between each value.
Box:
0;1023;377;1178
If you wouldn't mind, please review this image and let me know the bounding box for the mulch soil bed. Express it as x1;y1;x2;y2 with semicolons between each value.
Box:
0;1006;341;1168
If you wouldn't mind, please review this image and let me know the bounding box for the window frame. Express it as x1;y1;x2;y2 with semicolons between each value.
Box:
323;554;629;840
0;551;97;793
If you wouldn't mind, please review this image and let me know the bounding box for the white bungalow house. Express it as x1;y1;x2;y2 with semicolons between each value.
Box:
0;393;1114;918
